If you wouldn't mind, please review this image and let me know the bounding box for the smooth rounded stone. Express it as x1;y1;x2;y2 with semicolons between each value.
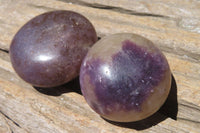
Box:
10;10;97;87
80;33;171;122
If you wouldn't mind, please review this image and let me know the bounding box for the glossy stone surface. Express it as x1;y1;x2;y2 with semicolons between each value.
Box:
80;33;171;122
10;10;97;87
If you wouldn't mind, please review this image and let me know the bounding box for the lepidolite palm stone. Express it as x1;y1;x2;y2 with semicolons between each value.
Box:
10;10;97;87
80;33;171;122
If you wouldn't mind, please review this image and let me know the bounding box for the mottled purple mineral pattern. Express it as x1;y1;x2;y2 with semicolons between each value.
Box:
80;33;171;122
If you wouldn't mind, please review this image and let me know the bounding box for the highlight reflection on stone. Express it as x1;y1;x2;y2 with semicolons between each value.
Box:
80;33;171;122
10;10;97;87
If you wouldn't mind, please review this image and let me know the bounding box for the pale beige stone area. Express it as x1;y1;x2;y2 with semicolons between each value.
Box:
0;0;200;133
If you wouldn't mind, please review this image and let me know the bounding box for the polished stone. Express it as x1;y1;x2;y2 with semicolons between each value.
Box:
80;33;171;122
10;10;97;87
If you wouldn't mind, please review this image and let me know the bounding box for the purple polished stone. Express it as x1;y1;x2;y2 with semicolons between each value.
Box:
10;10;97;87
80;33;171;122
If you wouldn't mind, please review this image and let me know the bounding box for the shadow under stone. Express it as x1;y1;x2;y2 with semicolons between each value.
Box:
34;71;178;130
34;77;82;96
103;74;178;130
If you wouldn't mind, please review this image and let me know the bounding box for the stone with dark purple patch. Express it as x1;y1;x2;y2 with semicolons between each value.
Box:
80;33;171;122
10;10;97;87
